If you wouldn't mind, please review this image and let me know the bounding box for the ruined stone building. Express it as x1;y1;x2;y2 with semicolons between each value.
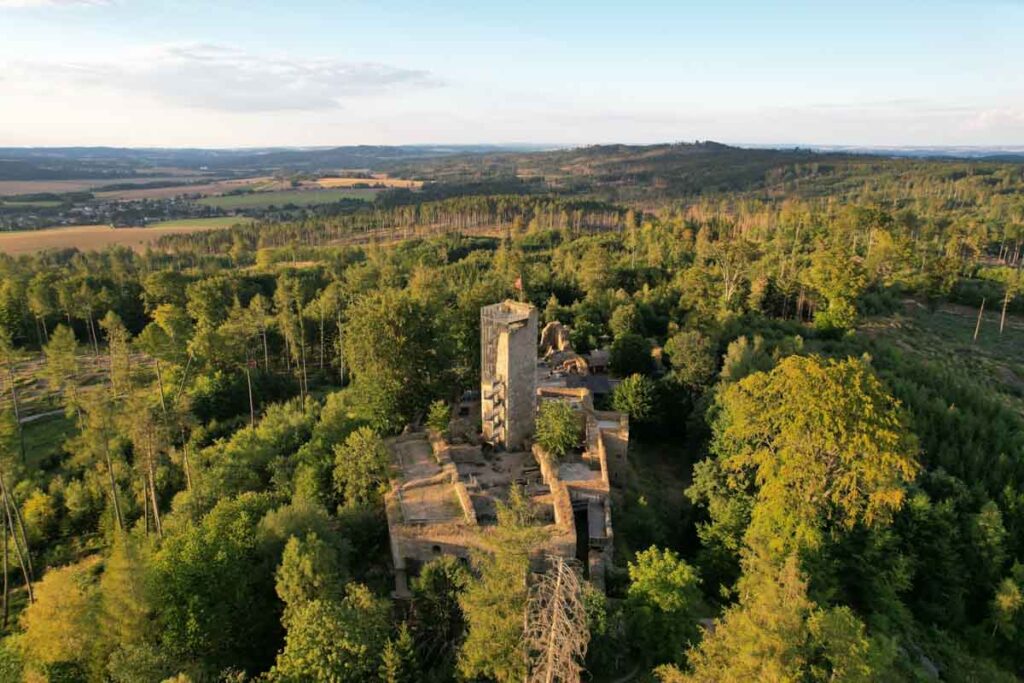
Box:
385;301;628;597
480;301;537;450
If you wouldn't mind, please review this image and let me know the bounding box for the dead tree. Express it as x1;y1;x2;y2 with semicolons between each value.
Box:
524;556;590;683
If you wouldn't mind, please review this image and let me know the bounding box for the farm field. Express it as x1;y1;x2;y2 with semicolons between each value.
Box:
0;217;244;254
198;187;379;209
0;176;200;197
315;175;422;189
93;176;287;200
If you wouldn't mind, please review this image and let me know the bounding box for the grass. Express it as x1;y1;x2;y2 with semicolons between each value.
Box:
858;303;1024;397
198;188;378;209
21;412;75;470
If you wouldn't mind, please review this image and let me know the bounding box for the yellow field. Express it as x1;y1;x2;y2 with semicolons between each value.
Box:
315;176;422;189
0;218;243;254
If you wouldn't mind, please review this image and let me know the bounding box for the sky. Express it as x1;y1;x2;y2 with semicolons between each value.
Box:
1;0;1023;148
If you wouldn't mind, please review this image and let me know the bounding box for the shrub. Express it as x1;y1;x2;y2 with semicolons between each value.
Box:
426;400;451;437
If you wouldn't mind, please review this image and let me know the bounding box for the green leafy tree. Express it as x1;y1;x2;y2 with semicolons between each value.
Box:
664;554;894;682
411;555;469;677
578;246;613;295
459;486;544;683
610;333;652;377
379;623;419;683
148;493;278;674
27;271;56;346
141;270;189;312
100;310;134;396
276;532;346;612
272;583;390;683
625;546;701;665
805;242;866;332
17;555;102;680
992;564;1024;640
535;400;582;460
663;330;716;388
709;355;919;558
333;427;391;508
609;302;642;338
99;534;170;680
43;324;82;422
611;374;658;424
344;288;450;432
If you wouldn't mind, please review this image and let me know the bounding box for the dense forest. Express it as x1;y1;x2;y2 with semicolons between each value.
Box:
0;143;1023;681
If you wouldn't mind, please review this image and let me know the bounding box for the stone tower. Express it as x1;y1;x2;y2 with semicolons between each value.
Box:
480;301;538;450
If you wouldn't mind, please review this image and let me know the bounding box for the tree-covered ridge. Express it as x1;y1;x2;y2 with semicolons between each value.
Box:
0;148;1021;680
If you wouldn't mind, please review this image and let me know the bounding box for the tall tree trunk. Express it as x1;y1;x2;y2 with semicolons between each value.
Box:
245;364;255;428
173;354;194;406
0;481;32;603
2;513;8;628
100;420;124;532
4;479;32;581
298;323;308;401
155;359;167;415
1001;290;1010;335
974;298;986;342
87;312;99;356
142;473;150;535
147;453;162;537
260;324;270;371
180;430;193;492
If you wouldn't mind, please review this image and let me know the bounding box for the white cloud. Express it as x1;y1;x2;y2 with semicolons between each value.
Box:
964;107;1024;132
6;43;439;112
0;0;110;7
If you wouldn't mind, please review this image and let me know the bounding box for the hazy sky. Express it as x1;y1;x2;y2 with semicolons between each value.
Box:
1;0;1022;147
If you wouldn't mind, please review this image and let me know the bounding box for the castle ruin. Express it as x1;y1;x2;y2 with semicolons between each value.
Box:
480;301;537;450
385;301;627;597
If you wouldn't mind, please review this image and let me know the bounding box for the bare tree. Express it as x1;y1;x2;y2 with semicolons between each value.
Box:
524;556;590;683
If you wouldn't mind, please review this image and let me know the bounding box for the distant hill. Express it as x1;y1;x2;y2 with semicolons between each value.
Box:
384;142;876;199
2;142;1021;202
0;145;545;180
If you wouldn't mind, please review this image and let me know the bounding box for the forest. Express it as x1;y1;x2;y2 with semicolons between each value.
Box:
0;143;1023;681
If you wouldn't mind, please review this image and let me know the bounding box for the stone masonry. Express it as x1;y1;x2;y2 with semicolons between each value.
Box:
480;301;538;450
